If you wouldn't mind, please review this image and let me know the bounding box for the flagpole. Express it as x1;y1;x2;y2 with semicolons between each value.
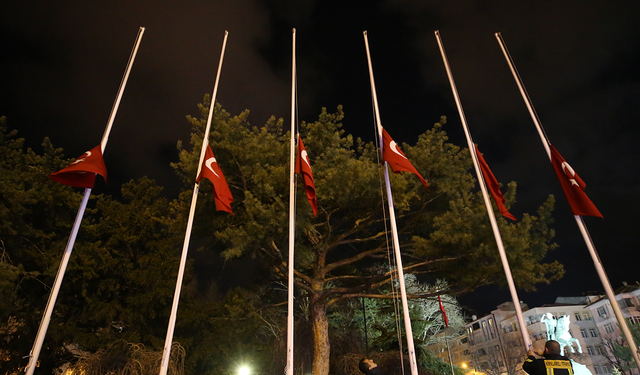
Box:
363;30;419;375
286;28;297;375
495;32;640;365
101;27;146;152
434;30;531;350
158;30;229;375
445;335;455;375
24;27;146;375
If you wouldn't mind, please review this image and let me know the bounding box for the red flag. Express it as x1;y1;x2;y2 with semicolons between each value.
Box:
196;145;234;215
49;145;107;188
475;146;517;221
438;295;449;328
381;128;428;189
549;145;602;218
295;135;317;216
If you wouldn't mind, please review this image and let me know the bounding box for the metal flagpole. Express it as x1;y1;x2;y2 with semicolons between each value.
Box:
286;28;297;375
495;31;640;366
445;335;455;375
24;26;146;375
363;30;419;375
158;30;229;375
434;30;532;350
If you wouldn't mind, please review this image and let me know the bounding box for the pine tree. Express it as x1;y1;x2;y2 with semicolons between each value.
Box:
173;101;563;375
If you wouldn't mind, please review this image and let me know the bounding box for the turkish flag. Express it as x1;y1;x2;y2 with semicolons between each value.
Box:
49;145;107;188
475;146;517;221
196;145;234;215
438;295;449;328
295;135;317;216
550;145;602;218
381;129;428;189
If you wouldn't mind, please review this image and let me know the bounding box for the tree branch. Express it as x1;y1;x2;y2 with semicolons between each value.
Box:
337;230;387;246
323;244;387;274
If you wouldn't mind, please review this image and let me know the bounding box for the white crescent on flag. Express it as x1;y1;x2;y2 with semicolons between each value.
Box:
390;141;407;160
561;161;579;186
301;150;311;168
205;157;220;178
71;151;92;165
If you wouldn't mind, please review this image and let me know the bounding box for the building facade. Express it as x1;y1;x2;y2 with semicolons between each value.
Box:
586;284;640;375
428;287;640;375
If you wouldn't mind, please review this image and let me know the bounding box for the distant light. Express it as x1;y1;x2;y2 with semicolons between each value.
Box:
239;366;250;375
462;363;468;369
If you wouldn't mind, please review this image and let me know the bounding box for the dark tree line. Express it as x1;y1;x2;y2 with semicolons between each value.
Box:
0;98;563;375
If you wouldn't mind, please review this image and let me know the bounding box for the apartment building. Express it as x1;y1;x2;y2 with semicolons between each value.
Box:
427;287;640;375
586;284;640;375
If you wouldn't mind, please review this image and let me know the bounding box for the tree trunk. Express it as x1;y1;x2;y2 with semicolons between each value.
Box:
311;300;330;375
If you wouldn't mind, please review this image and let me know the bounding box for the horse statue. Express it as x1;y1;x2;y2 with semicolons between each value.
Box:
555;315;582;355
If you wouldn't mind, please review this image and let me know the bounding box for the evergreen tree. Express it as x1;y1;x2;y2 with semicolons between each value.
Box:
0;117;278;375
0;116;83;372
172;100;564;375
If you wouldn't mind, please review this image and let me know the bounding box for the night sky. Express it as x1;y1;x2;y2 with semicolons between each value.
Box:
2;1;640;315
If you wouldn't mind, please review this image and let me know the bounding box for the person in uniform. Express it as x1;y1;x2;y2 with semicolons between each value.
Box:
523;340;574;375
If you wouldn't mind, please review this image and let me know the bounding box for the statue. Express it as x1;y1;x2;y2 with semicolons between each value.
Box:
540;314;582;355
555;315;582;355
540;313;557;340
538;314;590;374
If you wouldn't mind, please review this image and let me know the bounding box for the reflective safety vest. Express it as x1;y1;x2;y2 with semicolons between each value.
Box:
544;359;573;375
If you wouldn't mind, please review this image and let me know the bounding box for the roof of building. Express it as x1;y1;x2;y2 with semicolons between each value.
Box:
585;284;640;306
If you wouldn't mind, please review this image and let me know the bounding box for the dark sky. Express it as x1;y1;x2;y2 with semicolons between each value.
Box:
2;1;640;315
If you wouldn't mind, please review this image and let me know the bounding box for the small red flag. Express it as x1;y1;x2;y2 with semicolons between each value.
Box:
475;146;517;221
549;145;602;218
196;145;234;215
381;129;428;190
295;135;317;216
438;295;449;328
49;145;107;188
